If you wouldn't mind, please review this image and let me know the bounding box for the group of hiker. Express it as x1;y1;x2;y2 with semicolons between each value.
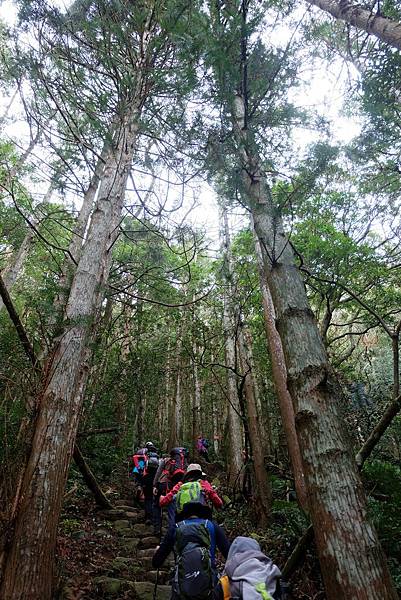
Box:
129;441;287;599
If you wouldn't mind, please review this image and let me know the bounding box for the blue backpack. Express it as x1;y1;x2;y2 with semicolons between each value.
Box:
173;518;216;600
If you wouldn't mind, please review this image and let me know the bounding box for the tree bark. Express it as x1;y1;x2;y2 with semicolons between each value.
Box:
0;111;140;600
305;0;401;51
253;232;309;512
238;324;272;526
243;325;273;457
220;205;244;489
192;343;202;455
51;143;110;326
231;93;397;599
168;337;182;449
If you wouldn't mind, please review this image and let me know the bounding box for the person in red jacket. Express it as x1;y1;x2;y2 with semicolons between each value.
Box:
159;463;223;511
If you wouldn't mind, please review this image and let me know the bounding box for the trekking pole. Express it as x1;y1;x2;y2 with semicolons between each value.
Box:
153;568;159;600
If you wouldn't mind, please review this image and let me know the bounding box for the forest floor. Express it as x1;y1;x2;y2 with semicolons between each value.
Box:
55;467;326;599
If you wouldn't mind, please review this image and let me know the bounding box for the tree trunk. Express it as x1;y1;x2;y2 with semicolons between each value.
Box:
306;0;401;51
238;324;271;526
192;343;202;455
168;337;182;449
52;143;110;325
0;89;18;129
253;231;309;512
220;205;243;489
72;445;113;510
355;394;401;468
243;325;273;457
392;334;400;399
231;93;397;599
0;112;140;600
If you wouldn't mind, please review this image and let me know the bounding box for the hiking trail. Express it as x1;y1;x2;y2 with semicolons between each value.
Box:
61;494;173;599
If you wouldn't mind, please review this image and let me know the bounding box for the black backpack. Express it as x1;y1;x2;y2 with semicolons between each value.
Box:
173;518;216;600
167;447;189;480
145;450;159;472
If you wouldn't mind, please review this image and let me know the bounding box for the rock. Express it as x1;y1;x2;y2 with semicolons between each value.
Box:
120;537;140;552
98;509;131;521
112;556;136;571
94;576;134;596
115;499;136;507
60;583;76;599
114;504;140;513
146;570;170;585
71;529;86;539
126;511;142;520
133;581;171;600
139;556;174;570
132;523;153;536
113;519;132;535
94;528;112;537
138;536;159;549
137;548;156;559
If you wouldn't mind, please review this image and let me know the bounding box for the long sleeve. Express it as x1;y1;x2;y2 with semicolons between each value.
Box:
152;527;175;568
159;482;182;507
214;522;230;558
201;480;224;509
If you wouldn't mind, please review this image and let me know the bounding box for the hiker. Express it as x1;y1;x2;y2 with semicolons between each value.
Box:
153;447;189;535
152;501;230;599
141;441;159;524
197;436;210;462
160;463;223;516
214;536;287;599
130;447;148;503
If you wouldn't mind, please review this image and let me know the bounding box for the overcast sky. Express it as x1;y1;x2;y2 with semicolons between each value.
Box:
0;0;362;247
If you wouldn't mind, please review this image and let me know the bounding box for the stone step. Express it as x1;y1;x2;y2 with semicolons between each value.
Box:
98;508;141;521
138;536;159;549
131;523;154;537
116;506;141;514
146;570;171;585
137;548;156;559
139;555;175;570
115;500;136;508
93;576;135;596
133;581;171;600
119;537;140;552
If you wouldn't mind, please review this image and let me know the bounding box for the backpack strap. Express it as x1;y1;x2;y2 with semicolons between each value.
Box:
220;575;231;600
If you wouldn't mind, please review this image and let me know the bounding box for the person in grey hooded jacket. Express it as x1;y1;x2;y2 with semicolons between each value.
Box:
214;536;285;599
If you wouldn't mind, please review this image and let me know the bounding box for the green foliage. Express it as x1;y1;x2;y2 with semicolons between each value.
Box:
364;461;401;592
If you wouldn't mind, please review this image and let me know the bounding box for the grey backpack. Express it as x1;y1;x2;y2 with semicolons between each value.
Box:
217;536;285;599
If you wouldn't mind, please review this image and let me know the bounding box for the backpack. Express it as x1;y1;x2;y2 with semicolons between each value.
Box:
167;447;189;480
132;450;148;475
176;481;208;514
174;518;216;600
217;536;285;600
144;450;159;474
